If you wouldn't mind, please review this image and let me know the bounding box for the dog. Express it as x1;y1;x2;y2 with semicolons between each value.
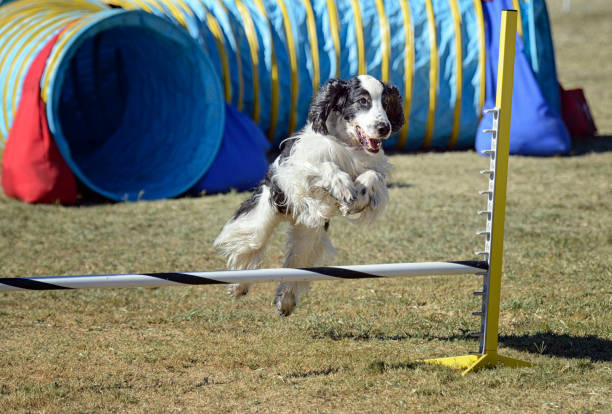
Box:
214;75;404;316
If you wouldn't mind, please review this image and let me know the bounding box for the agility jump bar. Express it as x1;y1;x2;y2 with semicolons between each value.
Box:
0;261;487;292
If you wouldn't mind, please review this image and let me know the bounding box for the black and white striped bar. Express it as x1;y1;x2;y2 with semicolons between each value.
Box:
0;261;487;291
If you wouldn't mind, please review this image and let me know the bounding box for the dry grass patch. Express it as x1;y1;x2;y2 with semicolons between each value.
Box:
2;149;610;413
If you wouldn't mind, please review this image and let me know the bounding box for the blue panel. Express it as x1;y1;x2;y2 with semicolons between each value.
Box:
475;0;569;156
191;104;270;194
519;0;561;115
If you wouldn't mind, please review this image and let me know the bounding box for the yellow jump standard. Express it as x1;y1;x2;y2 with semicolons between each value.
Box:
425;9;532;375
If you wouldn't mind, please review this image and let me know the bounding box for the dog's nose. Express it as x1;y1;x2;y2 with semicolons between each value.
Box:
375;122;390;136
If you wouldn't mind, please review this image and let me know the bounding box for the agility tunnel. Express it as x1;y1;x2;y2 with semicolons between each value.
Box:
0;0;569;203
0;0;225;201
102;0;487;150
102;0;567;153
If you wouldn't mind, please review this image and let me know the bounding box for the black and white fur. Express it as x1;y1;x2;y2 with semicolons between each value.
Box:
214;75;404;316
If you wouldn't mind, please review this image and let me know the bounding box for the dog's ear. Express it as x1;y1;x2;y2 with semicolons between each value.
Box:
308;78;348;134
382;83;404;133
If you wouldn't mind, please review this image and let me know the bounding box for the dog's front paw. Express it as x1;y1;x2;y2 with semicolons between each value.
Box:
227;283;250;298
348;172;379;213
328;172;356;215
348;182;373;214
274;285;296;316
346;171;388;216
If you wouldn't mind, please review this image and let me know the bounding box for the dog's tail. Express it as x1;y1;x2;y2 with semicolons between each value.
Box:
214;185;280;270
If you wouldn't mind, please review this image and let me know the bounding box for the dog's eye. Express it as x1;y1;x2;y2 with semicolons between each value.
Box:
359;97;368;106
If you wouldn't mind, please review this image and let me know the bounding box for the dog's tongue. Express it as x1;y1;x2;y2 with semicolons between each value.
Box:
362;135;381;153
356;126;381;153
367;137;381;151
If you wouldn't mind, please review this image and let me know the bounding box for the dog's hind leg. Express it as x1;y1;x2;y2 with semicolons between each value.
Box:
214;186;281;298
274;223;336;316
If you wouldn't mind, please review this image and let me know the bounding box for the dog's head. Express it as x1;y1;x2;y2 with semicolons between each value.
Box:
308;75;404;154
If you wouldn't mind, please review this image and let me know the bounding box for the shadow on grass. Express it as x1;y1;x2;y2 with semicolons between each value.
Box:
368;360;423;373
499;333;611;362
387;182;412;189
313;332;413;341
568;135;612;155
311;328;471;343
284;367;339;379
313;329;611;362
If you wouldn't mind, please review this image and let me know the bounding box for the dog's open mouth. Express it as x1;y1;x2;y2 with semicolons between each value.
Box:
355;125;381;154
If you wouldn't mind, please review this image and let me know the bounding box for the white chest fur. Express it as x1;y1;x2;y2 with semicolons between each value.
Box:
273;130;391;228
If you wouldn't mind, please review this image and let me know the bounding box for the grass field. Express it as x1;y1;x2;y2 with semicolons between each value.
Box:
1;1;611;412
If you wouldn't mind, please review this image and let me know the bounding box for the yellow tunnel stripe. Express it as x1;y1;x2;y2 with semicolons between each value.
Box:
397;0;414;149
277;0;299;134
216;0;243;111
41;18;94;103
512;0;523;38
0;0;101;143
448;0;463;149
0;9;74;136
253;0;279;141
235;0;260;123
373;0;390;82
10;14;83;126
302;0;320;94
424;0;438;148
473;0;486;117
0;0;102;17
349;0;365;75
173;0;195;19
148;0;188;27
119;0;153;13
326;0;340;78
0;1;100;46
205;12;232;103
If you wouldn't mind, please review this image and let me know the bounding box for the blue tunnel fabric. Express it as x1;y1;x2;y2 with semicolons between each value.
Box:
191;103;270;195
403;0;431;150
457;0;482;148
107;0;485;149
431;0;455;149
96;0;566;156
475;0;570;156
517;0;561;115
